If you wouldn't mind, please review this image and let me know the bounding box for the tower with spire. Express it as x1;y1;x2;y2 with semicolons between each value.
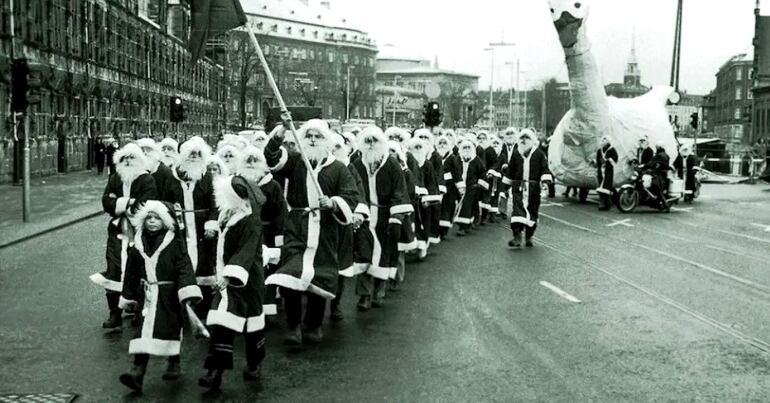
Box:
624;30;642;87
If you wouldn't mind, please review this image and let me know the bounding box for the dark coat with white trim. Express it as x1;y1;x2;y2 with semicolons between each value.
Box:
673;154;699;193
596;145;618;193
455;157;486;226
440;152;464;229
258;174;288;249
207;213;265;333
397;155;418;252
504;147;551;227
121;229;201;356
92;172;157;292
165;170;218;285
428;150;445;243
264;136;359;299
352;156;412;280
149;162;177;203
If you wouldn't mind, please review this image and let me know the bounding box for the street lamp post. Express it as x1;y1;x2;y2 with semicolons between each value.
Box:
486;40;515;129
346;66;351;121
505;60;519;128
392;75;401;127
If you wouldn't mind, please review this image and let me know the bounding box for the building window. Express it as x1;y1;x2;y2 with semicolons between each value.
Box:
736;68;743;80
342;54;348;63
735;107;741;120
736;88;742;100
257;22;264;30
328;52;334;63
271;24;277;32
287;26;292;35
314;31;319;38
748;91;754;100
300;28;305;37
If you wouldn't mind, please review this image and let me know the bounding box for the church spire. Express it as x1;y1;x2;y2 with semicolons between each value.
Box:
624;29;641;87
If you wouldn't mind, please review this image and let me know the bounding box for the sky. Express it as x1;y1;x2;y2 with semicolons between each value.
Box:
330;0;759;95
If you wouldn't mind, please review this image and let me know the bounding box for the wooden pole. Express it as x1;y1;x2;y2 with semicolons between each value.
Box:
244;25;323;195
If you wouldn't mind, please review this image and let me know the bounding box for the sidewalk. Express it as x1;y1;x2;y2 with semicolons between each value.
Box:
0;170;107;247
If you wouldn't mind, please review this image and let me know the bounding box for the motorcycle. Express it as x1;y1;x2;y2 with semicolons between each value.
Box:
616;167;684;213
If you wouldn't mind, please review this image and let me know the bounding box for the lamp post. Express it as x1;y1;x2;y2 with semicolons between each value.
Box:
504;60;519;128
346;66;351;121
486;40;515;129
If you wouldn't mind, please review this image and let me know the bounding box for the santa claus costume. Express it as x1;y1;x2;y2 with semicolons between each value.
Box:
330;133;370;321
406;137;441;260
238;145;287;318
90;143;157;331
351;127;412;310
264;119;358;344
216;143;243;179
136;138;176;203
117;200;203;392
415;129;445;244
503;129;553;248
437;134;463;238
159;138;180;171
484;135;505;222
200;175;266;389
454;139;487;236
166;136;218;317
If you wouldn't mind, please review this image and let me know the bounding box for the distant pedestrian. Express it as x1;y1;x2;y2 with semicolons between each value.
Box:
117;200;205;392
94;139;106;174
105;140;118;175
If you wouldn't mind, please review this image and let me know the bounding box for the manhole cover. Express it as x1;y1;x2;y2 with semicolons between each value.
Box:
0;394;78;403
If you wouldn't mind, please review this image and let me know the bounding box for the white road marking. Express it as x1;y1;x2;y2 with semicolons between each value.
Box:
607;219;634;227
750;223;770;233
539;281;581;303
716;229;770;245
671;207;693;213
542;202;564;207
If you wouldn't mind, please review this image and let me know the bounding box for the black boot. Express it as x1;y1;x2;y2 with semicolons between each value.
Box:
357;296;371;311
119;365;146;391
284;325;302;345
330;304;344;321
243;365;261;382
162;358;181;381
198;369;223;390
102;310;122;331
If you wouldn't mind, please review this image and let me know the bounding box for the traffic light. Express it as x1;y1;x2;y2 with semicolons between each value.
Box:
423;101;443;127
690;112;699;130
170;96;185;122
10;59;45;113
11;59;28;113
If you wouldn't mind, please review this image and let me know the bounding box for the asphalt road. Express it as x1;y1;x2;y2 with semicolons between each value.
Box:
1;184;769;402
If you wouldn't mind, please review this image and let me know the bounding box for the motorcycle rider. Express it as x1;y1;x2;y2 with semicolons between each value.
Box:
641;141;671;209
635;136;655;166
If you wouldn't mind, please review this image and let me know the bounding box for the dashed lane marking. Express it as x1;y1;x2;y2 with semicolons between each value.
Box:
541;202;564;207
671;207;694;213
607;219;634;227
750;223;770;233
539;281;582;303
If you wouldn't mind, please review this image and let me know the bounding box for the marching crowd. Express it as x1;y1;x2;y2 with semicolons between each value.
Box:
88;119;554;392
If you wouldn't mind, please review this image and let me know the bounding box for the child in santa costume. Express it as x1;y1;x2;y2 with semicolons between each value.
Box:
199;175;266;390
118;200;204;391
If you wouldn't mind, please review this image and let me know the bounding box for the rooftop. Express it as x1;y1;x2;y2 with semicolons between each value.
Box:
377;44;425;62
241;0;365;32
718;47;755;72
378;66;479;78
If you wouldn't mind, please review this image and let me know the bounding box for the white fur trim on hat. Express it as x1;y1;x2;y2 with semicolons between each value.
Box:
113;143;148;168
131;200;176;231
328;132;345;148
298;119;332;140
414;128;434;144
385;127;410;142
180;136;212;159
206;154;230;176
135;138;160;154
387;140;407;164
358;126;388;150
217;144;243;160
160;138;179;151
218;134;248;150
214;175;250;213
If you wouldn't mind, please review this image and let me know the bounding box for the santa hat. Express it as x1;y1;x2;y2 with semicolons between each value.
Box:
218;134;248;150
503;127;519;137
238;130;257;144
405;137;428;164
160;138;179;152
180;136;212;159
385;127;410;143
387;140;407;165
413;128;434;145
298;119;332;140
131;200;177;232
113;143;148;168
328;132;346;148
518;128;536;140
214;175;252;214
206;154;230;176
135;138;161;156
341;132;356;147
358;126;388;150
240;145;267;165
490;135;502;146
457;139;477;160
216;144;243;168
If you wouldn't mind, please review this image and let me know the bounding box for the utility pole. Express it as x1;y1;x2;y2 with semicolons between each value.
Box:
670;0;684;92
10;0;31;222
486;40;515;129
505;60;518;128
346;66;351;121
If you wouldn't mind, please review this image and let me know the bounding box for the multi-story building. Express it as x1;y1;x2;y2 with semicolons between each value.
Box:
375;44;479;129
218;0;378;129
712;51;753;156
0;0;225;183
477;89;537;132
605;37;650;99
701;91;717;134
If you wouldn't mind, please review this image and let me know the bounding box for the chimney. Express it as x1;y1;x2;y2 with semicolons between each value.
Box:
320;1;331;10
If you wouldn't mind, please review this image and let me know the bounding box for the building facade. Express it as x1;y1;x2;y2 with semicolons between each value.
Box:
0;0;225;183
375;44;479;129
712;52;753;155
218;0;378;129
666;92;703;137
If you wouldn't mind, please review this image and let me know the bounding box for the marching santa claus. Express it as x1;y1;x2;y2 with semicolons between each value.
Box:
264;119;359;344
159;138;180;170
454;139;487;237
502;129;553;248
90;143;157;331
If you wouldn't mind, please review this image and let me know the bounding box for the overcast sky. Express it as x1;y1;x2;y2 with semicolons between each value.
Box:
331;0;759;95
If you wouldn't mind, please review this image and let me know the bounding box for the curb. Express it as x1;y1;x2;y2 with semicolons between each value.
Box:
0;211;104;250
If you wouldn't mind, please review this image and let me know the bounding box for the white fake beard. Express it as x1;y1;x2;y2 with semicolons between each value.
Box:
178;159;207;181
161;153;179;168
493;145;503;155
239;164;267;183
518;142;534;155
361;143;387;170
436;144;451;157
144;154;161;173
409;149;427;167
303;144;329;165
333;149;350;166
459;148;475;162
116;161;144;183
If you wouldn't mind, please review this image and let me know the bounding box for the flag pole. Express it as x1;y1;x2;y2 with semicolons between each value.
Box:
243;26;323;195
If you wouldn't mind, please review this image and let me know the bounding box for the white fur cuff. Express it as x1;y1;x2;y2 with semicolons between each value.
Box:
204;220;219;232
223;265;249;286
115;197;130;215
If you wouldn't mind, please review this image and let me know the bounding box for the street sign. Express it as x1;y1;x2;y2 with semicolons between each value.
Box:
425;82;441;99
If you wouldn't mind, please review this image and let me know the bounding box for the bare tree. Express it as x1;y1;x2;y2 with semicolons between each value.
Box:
340;77;365;119
227;33;260;128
